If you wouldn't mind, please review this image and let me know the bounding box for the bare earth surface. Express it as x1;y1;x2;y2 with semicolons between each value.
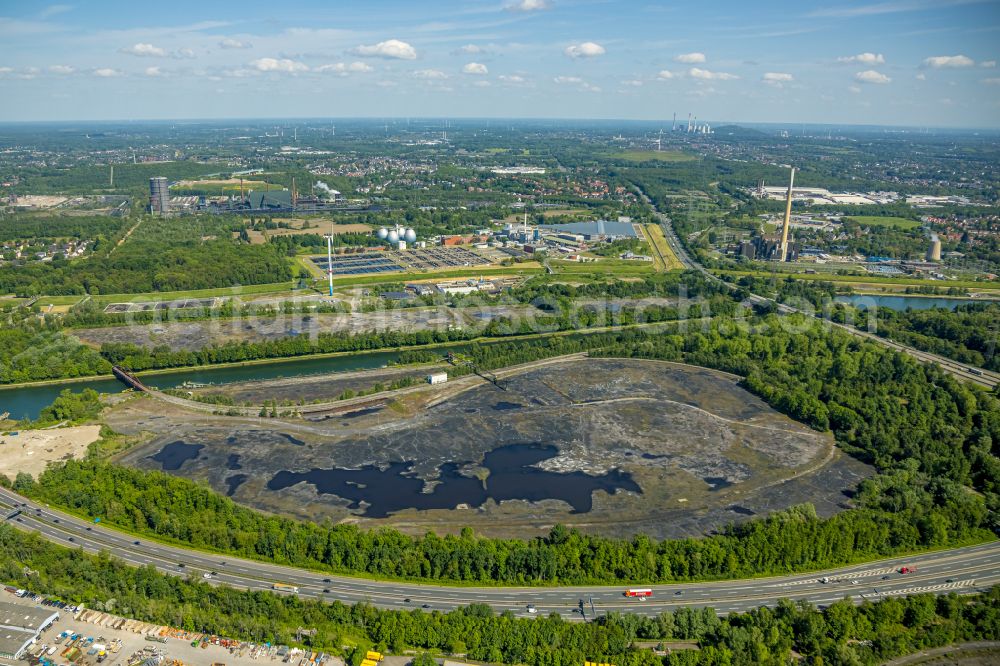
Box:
0;425;102;478
109;358;873;539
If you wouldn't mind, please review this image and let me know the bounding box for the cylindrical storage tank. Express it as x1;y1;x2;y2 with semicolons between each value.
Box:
387;230;399;244
377;227;389;239
404;228;417;243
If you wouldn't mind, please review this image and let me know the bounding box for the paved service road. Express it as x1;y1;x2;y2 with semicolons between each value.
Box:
2;488;998;620
635;187;999;390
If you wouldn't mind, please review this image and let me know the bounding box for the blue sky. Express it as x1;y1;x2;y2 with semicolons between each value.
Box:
1;0;999;126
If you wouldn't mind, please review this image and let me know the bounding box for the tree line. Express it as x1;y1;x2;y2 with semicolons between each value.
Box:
1;525;998;666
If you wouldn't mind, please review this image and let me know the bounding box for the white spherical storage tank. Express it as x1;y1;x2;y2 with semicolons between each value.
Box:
377;227;389;239
387;229;399;244
404;228;417;243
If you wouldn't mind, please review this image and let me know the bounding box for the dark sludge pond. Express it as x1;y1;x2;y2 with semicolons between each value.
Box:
148;441;203;471
267;443;641;518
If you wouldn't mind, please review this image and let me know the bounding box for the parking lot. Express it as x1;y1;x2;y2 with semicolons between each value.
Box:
2;589;341;666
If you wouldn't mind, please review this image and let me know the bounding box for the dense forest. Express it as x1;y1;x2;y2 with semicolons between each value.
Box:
20;316;999;586
0;239;293;296
858;302;1000;372
0;328;110;384
0;214;129;243
1;526;998;666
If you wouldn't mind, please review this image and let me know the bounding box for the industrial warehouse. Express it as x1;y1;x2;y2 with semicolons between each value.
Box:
0;598;58;660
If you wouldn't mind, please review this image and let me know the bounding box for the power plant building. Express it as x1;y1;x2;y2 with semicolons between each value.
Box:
149;177;169;215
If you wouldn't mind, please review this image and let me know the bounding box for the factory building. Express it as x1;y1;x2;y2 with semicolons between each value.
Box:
0;600;59;660
740;235;799;262
148;177;169;215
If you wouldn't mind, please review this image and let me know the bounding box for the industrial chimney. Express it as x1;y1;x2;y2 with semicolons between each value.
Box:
779;167;795;262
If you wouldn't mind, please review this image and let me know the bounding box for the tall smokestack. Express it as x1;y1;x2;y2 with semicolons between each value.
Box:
779;167;795;262
291;176;297;208
687;113;692;132
672;113;676;131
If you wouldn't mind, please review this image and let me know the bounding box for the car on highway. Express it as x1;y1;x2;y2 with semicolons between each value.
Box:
133;540;140;545
177;563;185;568
202;573;213;579
881;575;891;580
674;590;683;595
86;526;92;531
946;579;954;583
323;588;331;593
527;604;537;614
67;537;74;542
323;578;331;582
422;604;430;609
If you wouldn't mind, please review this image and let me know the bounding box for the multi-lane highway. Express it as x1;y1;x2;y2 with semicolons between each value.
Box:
637;187;1000;390
2;488;998;619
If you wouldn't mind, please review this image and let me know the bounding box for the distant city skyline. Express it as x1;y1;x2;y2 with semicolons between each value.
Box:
1;0;999;127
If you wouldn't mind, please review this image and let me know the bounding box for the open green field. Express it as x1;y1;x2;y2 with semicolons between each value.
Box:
641;223;685;271
716;269;1000;291
612;150;697;163
845;215;921;230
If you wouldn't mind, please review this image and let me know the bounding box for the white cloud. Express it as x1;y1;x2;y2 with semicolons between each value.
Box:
413;68;448;79
93;68;122;77
922;54;974;68
499;74;526;84
837;52;885;65
762;72;793;87
621;79;643;87
144;66;162;76
657;70;674;80
0;67;12;74
983;77;1000;85
250;57;308;73
459;44;482;54
689;67;738;80
916;72;926;80
506;0;550;11
38;4;73;19
564;42;606;58
316;61;373;74
674;52;706;64
981;60;997;68
48;64;74;74
353;39;417;60
473;80;491;88
219;38;250;49
120;43;167;57
553;75;583;84
855;69;891;84
462;62;489;75
848;85;862;94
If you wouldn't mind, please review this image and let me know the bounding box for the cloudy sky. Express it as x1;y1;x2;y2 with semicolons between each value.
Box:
1;0;999;127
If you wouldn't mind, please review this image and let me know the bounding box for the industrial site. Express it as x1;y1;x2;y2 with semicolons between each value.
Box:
101;357;871;540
